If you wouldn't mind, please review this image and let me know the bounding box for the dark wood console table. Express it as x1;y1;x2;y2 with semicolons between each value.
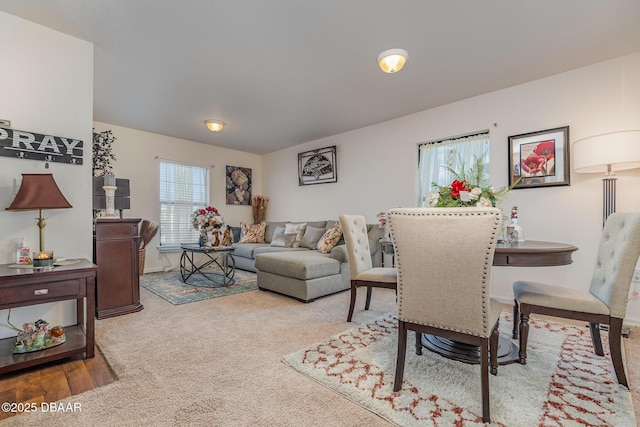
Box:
421;240;578;365
93;218;143;319
0;259;96;375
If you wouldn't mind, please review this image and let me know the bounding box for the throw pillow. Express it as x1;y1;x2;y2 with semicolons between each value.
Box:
284;222;307;248
317;222;342;253
300;226;326;249
270;232;298;247
239;222;266;243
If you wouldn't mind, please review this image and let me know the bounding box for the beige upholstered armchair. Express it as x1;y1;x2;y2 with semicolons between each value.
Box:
339;214;397;322
513;212;640;388
387;207;503;424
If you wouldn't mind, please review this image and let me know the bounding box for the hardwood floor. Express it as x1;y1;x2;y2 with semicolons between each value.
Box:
0;347;116;421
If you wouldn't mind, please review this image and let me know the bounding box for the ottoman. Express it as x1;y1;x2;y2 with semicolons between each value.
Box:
255;251;349;302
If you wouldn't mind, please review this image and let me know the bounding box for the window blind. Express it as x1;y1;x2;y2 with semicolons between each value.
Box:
159;160;209;246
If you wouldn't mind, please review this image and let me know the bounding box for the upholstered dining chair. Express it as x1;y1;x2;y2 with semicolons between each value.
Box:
513;212;640;388
339;214;397;322
387;207;502;423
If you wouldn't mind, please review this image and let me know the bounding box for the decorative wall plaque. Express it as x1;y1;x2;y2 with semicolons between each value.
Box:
0;126;84;165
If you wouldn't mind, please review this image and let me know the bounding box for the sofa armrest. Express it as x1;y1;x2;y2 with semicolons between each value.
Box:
328;244;348;263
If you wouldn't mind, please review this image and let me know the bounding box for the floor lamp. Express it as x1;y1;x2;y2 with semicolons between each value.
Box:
573;130;640;227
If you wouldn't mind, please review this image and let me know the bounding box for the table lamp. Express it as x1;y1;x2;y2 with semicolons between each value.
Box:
6;174;72;262
573;130;640;227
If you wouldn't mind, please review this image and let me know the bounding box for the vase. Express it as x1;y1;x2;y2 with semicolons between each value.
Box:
198;234;207;247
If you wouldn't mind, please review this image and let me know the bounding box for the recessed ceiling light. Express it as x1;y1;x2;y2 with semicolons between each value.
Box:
205;120;224;132
377;48;409;73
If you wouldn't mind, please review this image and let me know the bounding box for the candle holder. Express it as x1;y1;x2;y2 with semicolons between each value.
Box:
33;251;54;268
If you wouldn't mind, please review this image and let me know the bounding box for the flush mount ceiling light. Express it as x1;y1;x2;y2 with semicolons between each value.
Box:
205;120;225;132
377;48;409;73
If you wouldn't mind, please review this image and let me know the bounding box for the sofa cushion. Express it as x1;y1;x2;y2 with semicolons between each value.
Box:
232;242;268;259
301;226;326;249
317;221;342;253
285;222;307;248
264;221;288;244
270;227;298;247
255;251;340;280
239;222;266;243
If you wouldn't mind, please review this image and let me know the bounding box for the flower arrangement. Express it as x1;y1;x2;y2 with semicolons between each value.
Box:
192;206;224;234
427;155;512;208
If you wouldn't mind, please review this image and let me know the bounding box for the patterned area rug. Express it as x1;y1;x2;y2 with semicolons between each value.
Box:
283;313;636;426
140;269;257;305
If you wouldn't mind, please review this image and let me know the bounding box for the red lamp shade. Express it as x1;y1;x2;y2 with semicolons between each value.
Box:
7;174;72;211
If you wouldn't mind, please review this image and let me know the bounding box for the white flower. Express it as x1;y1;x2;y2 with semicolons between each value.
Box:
476;197;492;207
427;192;440;207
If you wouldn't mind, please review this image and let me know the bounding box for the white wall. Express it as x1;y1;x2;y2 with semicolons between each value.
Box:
263;52;640;324
0;12;94;338
93;122;263;273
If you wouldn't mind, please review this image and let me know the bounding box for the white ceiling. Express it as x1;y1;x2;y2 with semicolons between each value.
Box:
2;1;640;155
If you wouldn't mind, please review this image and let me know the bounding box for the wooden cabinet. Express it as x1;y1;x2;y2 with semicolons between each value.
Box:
0;259;96;375
93;218;143;319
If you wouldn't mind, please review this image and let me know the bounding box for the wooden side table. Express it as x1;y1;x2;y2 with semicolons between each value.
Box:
0;259;96;375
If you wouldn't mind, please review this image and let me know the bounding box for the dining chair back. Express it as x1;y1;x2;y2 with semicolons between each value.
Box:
339;214;397;322
513;212;640;388
388;207;502;423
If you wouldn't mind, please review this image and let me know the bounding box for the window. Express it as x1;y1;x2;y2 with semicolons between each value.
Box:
418;132;490;206
159;160;209;246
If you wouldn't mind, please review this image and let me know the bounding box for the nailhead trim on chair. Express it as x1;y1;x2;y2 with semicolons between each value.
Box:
388;208;501;337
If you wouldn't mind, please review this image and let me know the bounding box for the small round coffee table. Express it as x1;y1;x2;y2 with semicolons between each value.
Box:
179;244;235;286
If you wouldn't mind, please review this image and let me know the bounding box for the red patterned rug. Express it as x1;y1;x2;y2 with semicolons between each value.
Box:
282;313;636;426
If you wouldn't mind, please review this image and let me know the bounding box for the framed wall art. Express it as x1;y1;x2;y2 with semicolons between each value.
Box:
226;165;252;205
298;145;337;186
508;126;570;189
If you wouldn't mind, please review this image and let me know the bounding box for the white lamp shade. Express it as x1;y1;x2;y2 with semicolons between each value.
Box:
573;130;640;173
377;48;408;73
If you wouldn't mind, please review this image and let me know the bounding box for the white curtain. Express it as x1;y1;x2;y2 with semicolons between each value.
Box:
418;133;489;206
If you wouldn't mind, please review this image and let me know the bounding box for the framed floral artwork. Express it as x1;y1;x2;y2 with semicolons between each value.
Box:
508;126;570;189
298;145;337;185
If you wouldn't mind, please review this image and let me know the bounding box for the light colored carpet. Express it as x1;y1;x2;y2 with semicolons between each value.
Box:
283;312;636;426
2;279;636;426
140;269;257;305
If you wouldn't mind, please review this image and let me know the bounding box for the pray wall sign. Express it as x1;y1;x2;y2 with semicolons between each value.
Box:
0;126;84;165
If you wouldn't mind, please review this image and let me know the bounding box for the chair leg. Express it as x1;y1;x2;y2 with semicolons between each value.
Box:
480;339;491;423
347;281;357;322
518;306;530;364
393;321;408;392
512;299;519;339
415;331;422;355
609;317;629;388
589;322;605;356
364;285;373;310
490;323;499;376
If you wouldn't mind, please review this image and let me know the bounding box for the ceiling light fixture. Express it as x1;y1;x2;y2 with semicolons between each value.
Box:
377;48;409;73
205;120;225;132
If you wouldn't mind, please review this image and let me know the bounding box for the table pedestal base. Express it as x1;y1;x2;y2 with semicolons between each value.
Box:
421;334;519;365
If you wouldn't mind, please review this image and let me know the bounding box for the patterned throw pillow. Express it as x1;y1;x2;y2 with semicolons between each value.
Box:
317;222;343;253
284;222;307;248
238;222;266;243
